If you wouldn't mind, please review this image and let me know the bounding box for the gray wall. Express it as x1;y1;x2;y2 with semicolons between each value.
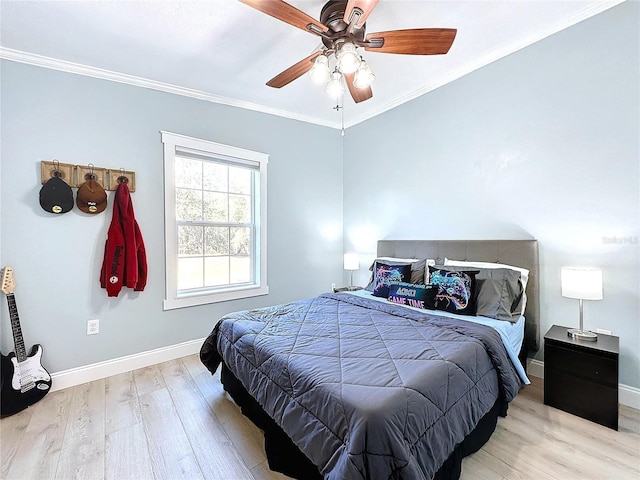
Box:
344;2;639;388
0;61;344;372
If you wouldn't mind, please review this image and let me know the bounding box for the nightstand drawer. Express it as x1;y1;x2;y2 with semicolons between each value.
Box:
544;367;618;429
545;342;618;387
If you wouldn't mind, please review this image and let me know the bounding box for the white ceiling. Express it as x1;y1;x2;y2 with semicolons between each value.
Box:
0;0;624;129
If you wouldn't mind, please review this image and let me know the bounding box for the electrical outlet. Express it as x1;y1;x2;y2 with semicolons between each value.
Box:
87;319;100;335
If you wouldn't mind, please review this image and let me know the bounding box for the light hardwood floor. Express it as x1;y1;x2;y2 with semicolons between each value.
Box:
1;355;639;480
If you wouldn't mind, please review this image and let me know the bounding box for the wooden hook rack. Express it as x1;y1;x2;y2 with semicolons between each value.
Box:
40;161;136;192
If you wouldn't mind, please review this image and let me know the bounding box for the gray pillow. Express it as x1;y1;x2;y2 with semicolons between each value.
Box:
433;266;524;322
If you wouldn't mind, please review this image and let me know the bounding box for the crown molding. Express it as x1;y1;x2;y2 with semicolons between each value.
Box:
0;47;339;130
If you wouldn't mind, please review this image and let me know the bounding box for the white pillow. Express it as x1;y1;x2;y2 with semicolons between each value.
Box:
376;256;419;263
444;258;529;288
443;258;529;314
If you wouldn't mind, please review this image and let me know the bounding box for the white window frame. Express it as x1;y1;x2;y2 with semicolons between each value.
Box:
161;131;268;310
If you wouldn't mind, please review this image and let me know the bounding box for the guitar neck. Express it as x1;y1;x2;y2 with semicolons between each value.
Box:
6;294;27;363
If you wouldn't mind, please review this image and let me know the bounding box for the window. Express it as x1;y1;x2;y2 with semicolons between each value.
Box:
161;131;268;310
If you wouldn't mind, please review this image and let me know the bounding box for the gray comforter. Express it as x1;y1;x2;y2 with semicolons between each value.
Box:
200;293;523;479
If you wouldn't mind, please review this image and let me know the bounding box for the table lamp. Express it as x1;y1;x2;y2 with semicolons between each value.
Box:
343;253;360;290
561;267;603;341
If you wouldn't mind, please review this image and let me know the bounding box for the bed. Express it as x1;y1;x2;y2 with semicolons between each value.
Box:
200;240;539;479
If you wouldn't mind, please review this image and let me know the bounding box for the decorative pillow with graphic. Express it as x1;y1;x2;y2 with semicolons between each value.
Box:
437;265;524;322
365;257;423;291
387;283;438;310
444;258;529;315
428;266;479;316
372;263;412;298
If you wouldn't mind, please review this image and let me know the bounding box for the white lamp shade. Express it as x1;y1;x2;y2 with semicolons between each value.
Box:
353;59;375;89
325;71;345;98
343;253;360;271
309;54;330;85
561;267;603;300
336;42;361;74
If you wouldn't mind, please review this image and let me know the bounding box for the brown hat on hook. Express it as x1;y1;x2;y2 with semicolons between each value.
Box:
76;165;107;214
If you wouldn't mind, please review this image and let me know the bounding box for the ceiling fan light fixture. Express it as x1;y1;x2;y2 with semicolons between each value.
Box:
353;59;375;89
336;42;361;74
309;54;331;85
325;70;345;99
241;0;457;105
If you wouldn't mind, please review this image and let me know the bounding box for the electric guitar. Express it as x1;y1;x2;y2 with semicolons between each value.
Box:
1;266;51;417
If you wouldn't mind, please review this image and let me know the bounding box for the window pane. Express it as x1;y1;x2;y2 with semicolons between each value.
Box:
203;162;227;192
205;256;229;286
229;166;251;194
163;131;268;309
178;226;203;256
176;188;202;221
229;194;251;224
177;257;203;290
230;227;250;255
204;227;229;255
175;157;202;189
203;191;228;222
230;256;251;284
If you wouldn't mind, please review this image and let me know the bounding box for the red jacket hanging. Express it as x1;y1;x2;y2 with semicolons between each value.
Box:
100;182;147;297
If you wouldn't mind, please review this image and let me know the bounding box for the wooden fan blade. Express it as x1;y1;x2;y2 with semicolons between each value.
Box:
344;73;372;103
239;0;328;35
365;28;457;55
343;0;379;28
266;51;323;88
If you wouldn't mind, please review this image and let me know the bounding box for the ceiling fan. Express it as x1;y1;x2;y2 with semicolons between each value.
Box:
239;0;457;103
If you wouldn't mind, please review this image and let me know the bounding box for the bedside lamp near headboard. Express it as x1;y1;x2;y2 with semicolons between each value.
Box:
561;267;603;341
344;253;360;290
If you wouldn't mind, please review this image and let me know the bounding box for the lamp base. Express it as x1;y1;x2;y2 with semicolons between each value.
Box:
567;328;598;341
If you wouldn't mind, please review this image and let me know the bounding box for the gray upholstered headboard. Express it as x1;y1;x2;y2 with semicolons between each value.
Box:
377;240;540;351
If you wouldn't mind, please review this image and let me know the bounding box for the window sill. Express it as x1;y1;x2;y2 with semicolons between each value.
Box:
163;285;269;310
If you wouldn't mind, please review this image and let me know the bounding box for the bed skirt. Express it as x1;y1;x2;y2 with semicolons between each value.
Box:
220;363;507;480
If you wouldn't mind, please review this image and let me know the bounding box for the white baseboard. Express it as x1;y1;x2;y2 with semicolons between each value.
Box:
620;384;640;410
526;358;640;410
527;358;545;379
49;343;640;411
50;338;205;392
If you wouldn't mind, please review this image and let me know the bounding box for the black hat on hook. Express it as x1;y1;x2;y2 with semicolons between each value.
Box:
39;161;74;214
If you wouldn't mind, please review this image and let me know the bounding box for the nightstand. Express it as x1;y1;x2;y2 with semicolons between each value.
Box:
544;325;619;430
333;286;363;293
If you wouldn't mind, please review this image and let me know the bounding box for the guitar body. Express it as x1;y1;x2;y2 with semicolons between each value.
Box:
1;266;52;418
0;344;51;418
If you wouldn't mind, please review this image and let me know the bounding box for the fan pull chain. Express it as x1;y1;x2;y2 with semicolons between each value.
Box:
333;101;345;136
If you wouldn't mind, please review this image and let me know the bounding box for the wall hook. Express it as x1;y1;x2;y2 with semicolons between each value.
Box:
117;167;129;184
41;161;135;191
